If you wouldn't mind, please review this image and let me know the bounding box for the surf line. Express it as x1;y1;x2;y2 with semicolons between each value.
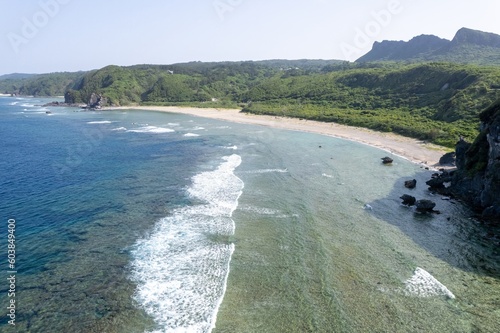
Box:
131;154;244;332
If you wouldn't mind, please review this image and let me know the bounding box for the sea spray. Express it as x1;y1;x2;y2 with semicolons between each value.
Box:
131;154;243;332
404;267;455;299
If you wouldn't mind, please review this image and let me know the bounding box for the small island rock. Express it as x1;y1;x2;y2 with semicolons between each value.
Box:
404;179;417;189
400;194;416;206
416;199;436;213
381;157;393;164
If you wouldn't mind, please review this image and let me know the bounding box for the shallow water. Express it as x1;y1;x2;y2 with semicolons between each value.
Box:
0;97;498;332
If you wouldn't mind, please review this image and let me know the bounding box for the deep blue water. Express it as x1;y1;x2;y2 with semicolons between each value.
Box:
0;98;238;331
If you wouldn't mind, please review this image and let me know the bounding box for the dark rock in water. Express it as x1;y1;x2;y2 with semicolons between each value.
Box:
381;157;393;164
426;171;454;191
43;101;61;107
416;199;436;213
439;152;456;166
404;179;417;189
43;101;84;108
426;177;446;189
482;205;500;219
400;194;416;206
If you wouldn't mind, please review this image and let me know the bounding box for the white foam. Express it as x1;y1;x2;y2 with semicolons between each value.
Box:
192;126;205;131
128;126;175;134
184;133;200;137
224;145;238;150
9;102;19;105
168;123;180;126
242;168;288;174
240;206;291;218
87;121;113;124
111;127;127;131
241;206;282;215
131;154;244;332
404;267;455;299
322;173;333;178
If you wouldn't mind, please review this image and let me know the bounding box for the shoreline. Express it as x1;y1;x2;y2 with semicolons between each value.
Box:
109;106;451;168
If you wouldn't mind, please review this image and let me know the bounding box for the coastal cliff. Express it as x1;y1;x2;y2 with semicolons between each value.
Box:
431;99;500;221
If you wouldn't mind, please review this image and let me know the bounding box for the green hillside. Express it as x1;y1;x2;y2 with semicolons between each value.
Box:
1;60;499;147
242;63;500;146
0;72;86;96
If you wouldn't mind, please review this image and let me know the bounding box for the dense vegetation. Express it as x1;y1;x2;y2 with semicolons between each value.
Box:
0;72;85;97
242;63;500;146
2;60;499;147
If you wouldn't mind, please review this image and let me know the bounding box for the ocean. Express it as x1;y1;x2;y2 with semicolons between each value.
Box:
0;97;498;333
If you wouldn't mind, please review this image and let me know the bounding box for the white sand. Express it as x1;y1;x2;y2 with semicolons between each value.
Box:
111;106;451;167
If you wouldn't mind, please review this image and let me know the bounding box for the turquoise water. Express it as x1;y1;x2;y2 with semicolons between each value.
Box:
0;97;498;332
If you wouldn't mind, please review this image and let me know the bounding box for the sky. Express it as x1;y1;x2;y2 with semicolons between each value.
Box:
0;0;499;75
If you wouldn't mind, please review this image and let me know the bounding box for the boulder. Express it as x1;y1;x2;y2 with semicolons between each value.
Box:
400;194;416;206
416;199;436;213
88;93;107;109
439;152;456;166
404;179;417;189
381;157;393;164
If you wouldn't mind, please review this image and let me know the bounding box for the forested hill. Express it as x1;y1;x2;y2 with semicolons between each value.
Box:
357;28;500;65
2;61;500;147
0;72;86;96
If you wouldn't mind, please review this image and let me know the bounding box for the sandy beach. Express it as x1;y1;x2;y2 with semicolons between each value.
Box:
112;106;451;168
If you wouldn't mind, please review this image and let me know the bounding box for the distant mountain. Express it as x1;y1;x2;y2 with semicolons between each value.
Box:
0;73;36;80
357;28;500;65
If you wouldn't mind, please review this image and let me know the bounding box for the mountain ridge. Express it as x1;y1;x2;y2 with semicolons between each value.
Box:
357;28;500;65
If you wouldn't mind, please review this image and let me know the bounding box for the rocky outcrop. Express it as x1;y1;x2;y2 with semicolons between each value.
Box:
404;179;417;189
416;199;437;213
381;157;393;164
400;194;416;206
357;28;500;65
429;99;500;221
439;152;456;166
42;101;85;108
87;93;107;109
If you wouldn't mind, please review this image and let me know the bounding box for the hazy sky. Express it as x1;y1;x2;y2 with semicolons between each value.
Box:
0;0;499;75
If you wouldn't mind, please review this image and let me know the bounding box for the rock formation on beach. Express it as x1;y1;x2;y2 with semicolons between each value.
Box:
404;179;417;189
381;157;393;164
400;194;416;206
87;93;107;109
429;99;500;221
415;199;437;213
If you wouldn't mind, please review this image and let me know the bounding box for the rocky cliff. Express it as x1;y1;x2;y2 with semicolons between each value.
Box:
430;99;500;221
357;27;500;65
